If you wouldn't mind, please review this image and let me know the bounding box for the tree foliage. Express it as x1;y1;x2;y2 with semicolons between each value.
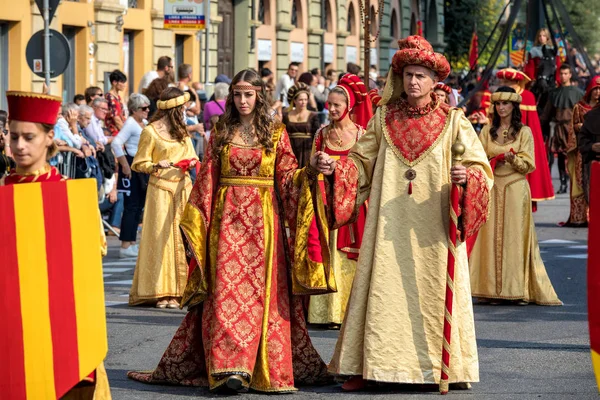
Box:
560;0;600;54
443;0;599;73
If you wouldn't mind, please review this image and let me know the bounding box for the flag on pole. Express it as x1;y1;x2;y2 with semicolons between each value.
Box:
589;162;600;393
469;30;478;70
0;179;108;399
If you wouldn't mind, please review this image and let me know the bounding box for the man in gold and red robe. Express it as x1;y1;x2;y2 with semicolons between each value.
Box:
313;36;493;391
496;68;555;208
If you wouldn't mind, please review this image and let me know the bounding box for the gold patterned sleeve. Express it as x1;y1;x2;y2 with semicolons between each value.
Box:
572;104;584;135
509;126;536;175
131;126;156;174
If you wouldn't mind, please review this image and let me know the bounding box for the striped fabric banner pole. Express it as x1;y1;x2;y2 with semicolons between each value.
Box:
439;140;466;395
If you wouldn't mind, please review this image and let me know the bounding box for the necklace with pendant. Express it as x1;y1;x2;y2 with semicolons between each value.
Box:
240;123;254;145
329;126;344;147
499;125;511;140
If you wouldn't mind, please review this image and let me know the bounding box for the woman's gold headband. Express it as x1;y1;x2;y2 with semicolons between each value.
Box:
232;84;262;91
491;91;522;104
157;92;191;110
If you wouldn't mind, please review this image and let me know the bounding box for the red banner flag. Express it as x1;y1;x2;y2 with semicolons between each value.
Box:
589;161;600;392
0;179;108;399
469;30;478;70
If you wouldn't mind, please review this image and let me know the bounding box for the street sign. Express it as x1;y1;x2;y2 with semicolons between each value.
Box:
164;0;206;30
34;0;61;25
25;29;71;79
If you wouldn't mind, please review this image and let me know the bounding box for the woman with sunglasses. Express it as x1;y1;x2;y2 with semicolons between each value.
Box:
111;93;151;258
469;86;561;306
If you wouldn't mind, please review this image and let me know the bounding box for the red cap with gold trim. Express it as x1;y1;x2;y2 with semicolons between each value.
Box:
7;91;62;125
496;68;531;83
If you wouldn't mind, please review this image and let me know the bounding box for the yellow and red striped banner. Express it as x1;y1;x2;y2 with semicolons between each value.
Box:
0;179;107;399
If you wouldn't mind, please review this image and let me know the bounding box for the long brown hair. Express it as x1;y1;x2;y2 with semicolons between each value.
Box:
212;69;276;158
149;87;188;142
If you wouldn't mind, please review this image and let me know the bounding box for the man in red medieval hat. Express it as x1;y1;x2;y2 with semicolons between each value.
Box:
496;68;555;208
312;36;493;391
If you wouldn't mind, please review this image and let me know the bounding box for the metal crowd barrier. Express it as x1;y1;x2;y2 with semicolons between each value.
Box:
55;151;77;179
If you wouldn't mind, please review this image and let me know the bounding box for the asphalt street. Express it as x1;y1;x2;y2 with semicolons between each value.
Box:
102;174;596;399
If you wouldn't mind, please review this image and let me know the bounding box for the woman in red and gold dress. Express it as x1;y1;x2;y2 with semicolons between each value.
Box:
306;74;371;327
1;91;110;398
567;76;600;226
128;69;330;393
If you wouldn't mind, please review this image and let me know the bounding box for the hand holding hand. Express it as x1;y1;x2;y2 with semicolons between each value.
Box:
450;165;467;185
317;152;336;176
156;160;172;169
504;151;516;163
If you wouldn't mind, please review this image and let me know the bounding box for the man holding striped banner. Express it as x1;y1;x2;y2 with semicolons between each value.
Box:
0;91;110;399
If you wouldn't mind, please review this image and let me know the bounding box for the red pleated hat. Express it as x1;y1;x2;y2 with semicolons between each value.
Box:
7;91;62;125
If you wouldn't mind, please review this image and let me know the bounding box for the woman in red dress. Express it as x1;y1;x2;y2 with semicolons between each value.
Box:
1;91;111;398
105;70;127;136
128;69;330;393
306;74;371;328
567;76;600;226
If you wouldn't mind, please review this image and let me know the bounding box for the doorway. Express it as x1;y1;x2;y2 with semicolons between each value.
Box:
217;0;234;78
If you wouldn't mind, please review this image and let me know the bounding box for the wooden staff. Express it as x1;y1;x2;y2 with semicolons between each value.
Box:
440;140;466;395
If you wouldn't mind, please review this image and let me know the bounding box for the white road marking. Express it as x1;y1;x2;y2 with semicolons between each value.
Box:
556;254;588;259
103;267;133;273
539;239;578;244
103;274;112;278
103;261;137;266
567;245;588;250
106;301;128;307
105;279;133;285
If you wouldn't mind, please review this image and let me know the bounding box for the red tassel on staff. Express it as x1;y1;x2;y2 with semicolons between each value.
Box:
408;181;413;195
440;141;466;395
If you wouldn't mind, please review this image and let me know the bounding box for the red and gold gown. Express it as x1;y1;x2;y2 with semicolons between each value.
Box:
128;124;330;392
567;101;592;225
307;124;367;325
518;88;555;202
1;164;111;399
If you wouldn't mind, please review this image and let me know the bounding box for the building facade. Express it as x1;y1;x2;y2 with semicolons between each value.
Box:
0;0;444;108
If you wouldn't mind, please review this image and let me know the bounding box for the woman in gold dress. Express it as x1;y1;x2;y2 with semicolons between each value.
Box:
470;87;562;306
306;74;371;327
128;69;330;393
128;87;199;308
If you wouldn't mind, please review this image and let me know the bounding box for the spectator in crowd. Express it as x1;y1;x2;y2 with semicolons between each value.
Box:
203;82;228;131
297;72;319;111
215;74;232;85
346;62;361;75
275;61;299;107
143;76;170;119
177;64;201;116
56;102;85;150
73;94;86;105
105;69;127;136
86;97;111;148
111;93;151;258
84;86;103;106
261;67;274;86
0;109;14;176
325;68;338;89
138;55;174;93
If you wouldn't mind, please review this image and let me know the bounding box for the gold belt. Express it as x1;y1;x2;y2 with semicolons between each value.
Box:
288;133;312;139
220;176;274;187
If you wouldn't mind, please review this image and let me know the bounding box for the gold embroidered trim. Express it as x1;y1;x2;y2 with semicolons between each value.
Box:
220;176;274;187
520;104;537;111
6;90;62;102
491;91;522;104
380;105;454;167
232;84;262;91
157;92;190;110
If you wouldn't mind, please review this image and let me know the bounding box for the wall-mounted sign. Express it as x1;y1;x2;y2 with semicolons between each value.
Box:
370;48;378;67
257;39;272;61
290;42;304;63
164;0;205;30
323;43;334;64
346;46;357;64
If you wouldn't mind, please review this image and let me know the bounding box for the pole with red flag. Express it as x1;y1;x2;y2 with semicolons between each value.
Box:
469;23;478;71
439;139;466;395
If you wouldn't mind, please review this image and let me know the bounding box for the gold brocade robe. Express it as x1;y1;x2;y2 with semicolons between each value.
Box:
327;101;493;385
127;125;330;392
128;123;198;305
470;126;562;305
